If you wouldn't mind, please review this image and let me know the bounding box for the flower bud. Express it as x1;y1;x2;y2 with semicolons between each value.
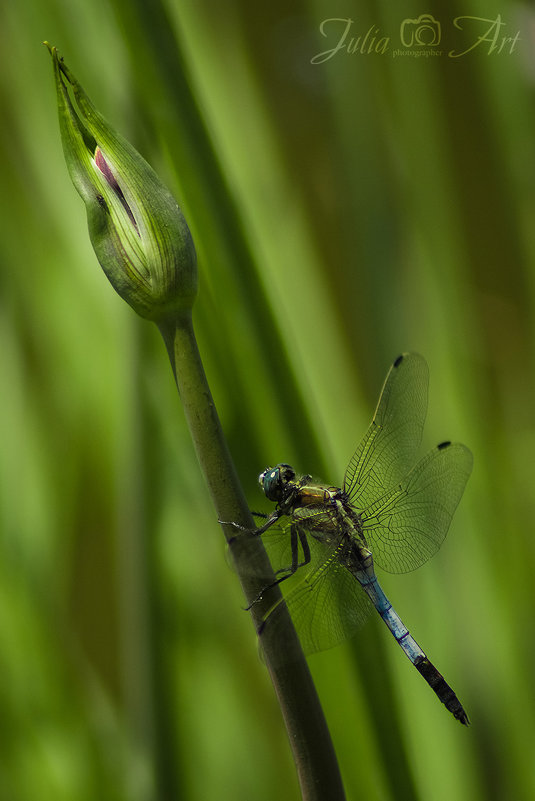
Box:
46;43;197;321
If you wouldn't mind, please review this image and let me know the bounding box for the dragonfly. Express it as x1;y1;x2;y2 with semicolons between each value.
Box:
237;353;472;725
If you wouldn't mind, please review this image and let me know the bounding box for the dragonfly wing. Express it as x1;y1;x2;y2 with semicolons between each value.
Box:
249;506;337;578
343;353;429;509
361;441;473;573
230;505;345;583
260;534;372;661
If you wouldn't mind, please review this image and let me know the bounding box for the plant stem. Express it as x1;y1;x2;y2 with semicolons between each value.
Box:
158;312;346;801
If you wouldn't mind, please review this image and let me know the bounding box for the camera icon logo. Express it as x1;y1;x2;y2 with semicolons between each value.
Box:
400;14;441;47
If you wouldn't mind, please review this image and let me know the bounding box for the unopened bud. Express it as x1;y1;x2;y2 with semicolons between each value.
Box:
46;43;197;321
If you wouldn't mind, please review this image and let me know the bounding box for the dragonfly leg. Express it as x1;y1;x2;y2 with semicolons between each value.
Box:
252;510;282;535
220;509;286;552
218;510;268;530
245;524;311;610
273;524;310;579
218;519;248;531
218;511;273;545
218;519;255;550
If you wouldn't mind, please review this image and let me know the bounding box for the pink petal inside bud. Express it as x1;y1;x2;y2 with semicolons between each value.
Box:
95;147;118;189
94;148;140;236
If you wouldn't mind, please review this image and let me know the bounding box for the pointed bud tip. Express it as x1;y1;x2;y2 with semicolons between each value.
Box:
44;43;77;90
43;42;61;67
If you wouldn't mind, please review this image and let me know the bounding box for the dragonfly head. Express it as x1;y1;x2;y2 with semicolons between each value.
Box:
259;463;296;502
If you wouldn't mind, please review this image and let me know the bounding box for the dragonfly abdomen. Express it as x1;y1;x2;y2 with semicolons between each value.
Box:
380;606;425;662
413;657;469;725
360;574;470;725
359;575;424;657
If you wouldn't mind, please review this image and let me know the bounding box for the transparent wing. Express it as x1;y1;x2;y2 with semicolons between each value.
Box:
361;442;473;573
343;352;429;509
234;506;340;581
260;535;373;662
247;508;373;661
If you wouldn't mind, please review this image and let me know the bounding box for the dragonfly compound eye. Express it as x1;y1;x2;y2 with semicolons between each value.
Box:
260;468;280;501
258;464;292;501
258;468;272;488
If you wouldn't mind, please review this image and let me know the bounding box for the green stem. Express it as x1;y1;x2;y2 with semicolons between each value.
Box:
158;312;346;801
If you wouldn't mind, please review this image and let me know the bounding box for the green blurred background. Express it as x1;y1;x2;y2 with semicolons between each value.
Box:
2;0;535;799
